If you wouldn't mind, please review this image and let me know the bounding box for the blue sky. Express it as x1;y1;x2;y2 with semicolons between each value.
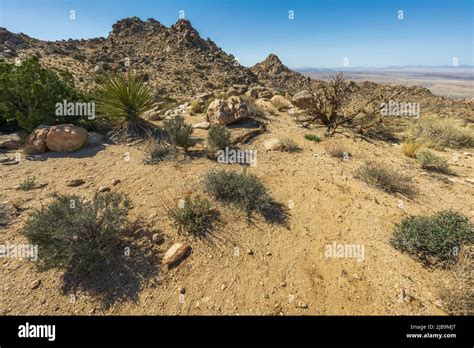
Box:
1;0;472;68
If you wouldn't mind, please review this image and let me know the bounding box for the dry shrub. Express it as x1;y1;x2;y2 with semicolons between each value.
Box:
401;140;424;158
355;162;414;196
407;116;474;149
325;143;350;159
440;246;473;315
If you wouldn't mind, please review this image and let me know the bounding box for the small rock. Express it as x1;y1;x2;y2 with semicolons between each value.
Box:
266;252;272;256
298;301;308;309
246;248;253;255
98;186;111;193
264;138;282;151
0;133;22;149
192;121;211;130
162;243;191;265
221;283;227;291
66;179;85;187
111;178;121;186
2;160;19;165
280;281;286;288
179;287;186;294
31;279;41;290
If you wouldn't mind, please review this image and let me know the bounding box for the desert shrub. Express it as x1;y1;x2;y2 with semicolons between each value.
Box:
0;56;85;131
190;100;202;114
355;162;413;196
280;138;300;152
21;192;131;277
304;134;321;142
401;140;423;158
18;176;36;191
168;196;215;236
390;211;473;266
163;116;195;151
408;116;474;149
325;144;350;159
203;169;271;215
143;139;175;164
0;201;10;226
95;72;158;142
440;246;473;315
208;125;232;151
416;150;451;174
202;97;215;113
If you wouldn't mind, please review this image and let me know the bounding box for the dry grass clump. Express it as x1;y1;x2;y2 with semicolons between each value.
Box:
142;139;175;164
355;162;413;196
416;150;452;174
407;116;474;149
401;140;424;158
168;196;216;237
325;143;350;159
190;100;202;114
280;138;300;152
440;246;473;315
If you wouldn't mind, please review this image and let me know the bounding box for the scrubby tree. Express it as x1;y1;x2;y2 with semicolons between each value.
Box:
0;55;84;131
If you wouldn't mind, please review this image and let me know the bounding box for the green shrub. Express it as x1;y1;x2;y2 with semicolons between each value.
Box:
304;134;321;142
143;139;175;164
203;169;271;215
280;138;300;152
18;176;36;191
355;162;413;196
95;72;158;142
168;196;215;236
163;116;195;151
416;150;451;174
208;125;231;151
0;56;85;131
21;192;131;277
390;211;473;266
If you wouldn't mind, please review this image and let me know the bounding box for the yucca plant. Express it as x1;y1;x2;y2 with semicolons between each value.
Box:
95;73;159;142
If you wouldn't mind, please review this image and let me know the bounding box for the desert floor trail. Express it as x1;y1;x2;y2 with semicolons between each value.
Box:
2;108;472;315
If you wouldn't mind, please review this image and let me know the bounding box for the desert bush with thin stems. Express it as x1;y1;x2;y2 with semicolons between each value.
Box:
401;140;424;158
163;116;196;151
168;196;216;237
355;162;413;196
208;125;232;151
416;150;452;174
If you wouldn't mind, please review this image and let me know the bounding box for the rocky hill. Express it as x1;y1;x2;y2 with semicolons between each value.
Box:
250;53;313;93
0;17;258;97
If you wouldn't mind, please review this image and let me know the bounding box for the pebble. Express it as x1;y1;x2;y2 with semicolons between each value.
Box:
298;301;308;309
111;178;121;186
246;249;253;255
66;179;85;187
31;279;41;290
152;233;164;244
98;186;111;192
178;287;186;294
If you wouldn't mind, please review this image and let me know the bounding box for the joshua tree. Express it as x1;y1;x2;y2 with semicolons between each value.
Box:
95;72;159;142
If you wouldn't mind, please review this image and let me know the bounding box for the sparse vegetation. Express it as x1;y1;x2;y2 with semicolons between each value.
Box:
355;162;413;196
280;138;300;152
304;134;321;142
407;116;474;149
190;100;202;114
390;211;473;266
21;192;132;277
440;246;473;315
163;116;196;151
18;176;36;191
401;140;423;158
203;169;271;215
416;150;451;174
208;125;232;151
143;139;175;164
325;144;350;159
168;196;216;236
95;72;159;142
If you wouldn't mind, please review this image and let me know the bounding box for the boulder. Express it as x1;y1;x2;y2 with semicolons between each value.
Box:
254;98;278;114
206;96;249;125
192;121;211;130
270;95;292;110
45;124;88;152
162;243;191;265
26;125;50;153
292;90;314;110
245;88;259;99
264;138;283;151
0;133;22;149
